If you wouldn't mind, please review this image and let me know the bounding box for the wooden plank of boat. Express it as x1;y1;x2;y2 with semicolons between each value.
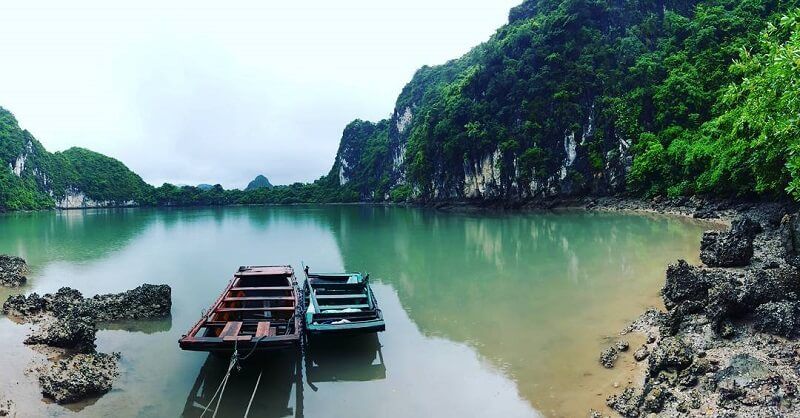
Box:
219;321;252;342
216;307;296;312
316;294;367;299
319;304;370;310
223;296;295;302
235;266;292;276
255;321;277;338
231;286;293;291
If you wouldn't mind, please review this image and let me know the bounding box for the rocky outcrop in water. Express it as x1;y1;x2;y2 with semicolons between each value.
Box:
88;284;172;321
3;284;172;323
0;255;27;287
3;284;170;405
38;352;120;404
600;203;800;416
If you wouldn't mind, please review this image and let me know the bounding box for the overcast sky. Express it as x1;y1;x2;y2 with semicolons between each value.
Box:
0;0;520;188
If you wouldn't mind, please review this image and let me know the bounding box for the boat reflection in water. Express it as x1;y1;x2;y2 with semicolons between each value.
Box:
181;334;385;417
181;351;303;418
304;333;386;390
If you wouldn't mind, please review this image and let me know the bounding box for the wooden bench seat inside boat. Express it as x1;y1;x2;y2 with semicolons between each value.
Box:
223;296;295;302
255;321;277;338
219;321;251;342
319;304;370;310
230;286;293;291
315;293;367;300
216;307;296;312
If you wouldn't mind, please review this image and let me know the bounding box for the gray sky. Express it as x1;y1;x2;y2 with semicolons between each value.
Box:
0;0;520;188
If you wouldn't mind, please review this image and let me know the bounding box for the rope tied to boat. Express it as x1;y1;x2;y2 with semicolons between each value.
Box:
200;340;241;418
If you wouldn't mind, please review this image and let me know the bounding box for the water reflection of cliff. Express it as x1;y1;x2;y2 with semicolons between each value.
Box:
317;206;708;411
0;209;154;266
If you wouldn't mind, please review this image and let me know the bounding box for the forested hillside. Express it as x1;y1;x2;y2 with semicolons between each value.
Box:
330;0;800;202
3;0;800;210
0;108;151;210
0;107;344;210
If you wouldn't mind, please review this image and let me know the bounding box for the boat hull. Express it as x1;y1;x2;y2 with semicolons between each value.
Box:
306;317;386;335
179;265;302;355
303;269;385;336
179;334;300;353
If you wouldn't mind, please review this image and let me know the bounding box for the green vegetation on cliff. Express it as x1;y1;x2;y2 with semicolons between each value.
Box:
3;1;800;210
332;0;800;202
0;108;152;210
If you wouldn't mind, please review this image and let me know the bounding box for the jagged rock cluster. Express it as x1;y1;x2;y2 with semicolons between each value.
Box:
0;255;27;287
2;284;171;405
699;217;762;267
38;353;121;404
600;207;800;417
3;284;171;352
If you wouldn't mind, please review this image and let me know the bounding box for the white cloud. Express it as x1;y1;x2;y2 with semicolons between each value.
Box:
0;0;520;187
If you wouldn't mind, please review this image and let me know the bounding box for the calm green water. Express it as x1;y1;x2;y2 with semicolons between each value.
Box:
0;206;709;417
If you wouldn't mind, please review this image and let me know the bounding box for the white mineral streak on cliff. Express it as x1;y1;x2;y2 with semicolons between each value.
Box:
56;188;134;209
581;107;595;145
463;148;502;198
12;155;26;176
559;131;577;180
11;141;33;176
603;131;633;190
338;157;350;185
396;107;413;134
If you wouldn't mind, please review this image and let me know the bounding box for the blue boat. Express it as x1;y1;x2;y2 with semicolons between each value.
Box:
302;267;385;335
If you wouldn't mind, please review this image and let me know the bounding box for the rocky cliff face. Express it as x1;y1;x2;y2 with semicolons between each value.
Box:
327;0;650;203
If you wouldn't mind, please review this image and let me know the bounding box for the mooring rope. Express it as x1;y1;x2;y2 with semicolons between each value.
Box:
201;340;240;418
243;367;264;418
201;314;298;417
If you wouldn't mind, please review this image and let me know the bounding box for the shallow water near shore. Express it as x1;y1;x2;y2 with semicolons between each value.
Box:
0;206;710;417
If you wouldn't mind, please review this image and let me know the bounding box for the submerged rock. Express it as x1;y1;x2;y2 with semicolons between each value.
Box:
616;340;630;352
0;254;28;287
39;352;120;404
700;217;762;267
600;346;618;369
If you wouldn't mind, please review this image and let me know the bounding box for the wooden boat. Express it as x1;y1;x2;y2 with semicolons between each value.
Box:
179;265;302;353
303;267;385;335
